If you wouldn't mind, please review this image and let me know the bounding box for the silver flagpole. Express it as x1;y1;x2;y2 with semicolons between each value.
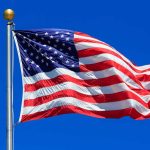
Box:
4;9;15;150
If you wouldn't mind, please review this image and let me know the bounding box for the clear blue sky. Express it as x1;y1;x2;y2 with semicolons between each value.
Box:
1;0;150;150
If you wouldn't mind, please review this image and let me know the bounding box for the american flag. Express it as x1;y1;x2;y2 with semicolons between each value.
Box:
13;29;150;122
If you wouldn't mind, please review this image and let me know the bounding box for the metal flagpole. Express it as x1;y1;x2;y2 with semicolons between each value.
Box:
4;9;15;150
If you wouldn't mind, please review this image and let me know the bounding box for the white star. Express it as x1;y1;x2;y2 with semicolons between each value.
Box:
31;61;34;64
23;36;26;39
50;35;53;39
46;62;49;66
56;39;59;43
61;34;64;38
66;37;70;41
68;47;71;50
49;47;52;50
30;53;33;56
41;37;44;40
50;56;53;60
25;58;29;61
66;60;69;64
44;52;47;56
27;67;30;70
45;32;48;35
55;31;59;34
36;65;39;68
43;44;47;47
52;60;55;63
66;32;70;35
35;33;38;37
27;34;30;37
41;59;44;63
36;56;39;59
54;51;58;54
71;64;75;67
59;55;63;58
62;43;65;46
24;49;27;53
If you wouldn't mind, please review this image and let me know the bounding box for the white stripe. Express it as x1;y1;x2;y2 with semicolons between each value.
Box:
138;64;150;70
75;42;150;71
142;95;150;103
79;53;149;77
74;34;100;42
24;82;130;100
23;67;140;89
80;53;126;65
75;42;113;51
24;67;116;84
22;97;150;116
141;81;150;90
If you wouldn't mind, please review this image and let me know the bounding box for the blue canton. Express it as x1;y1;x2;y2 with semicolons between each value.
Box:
14;29;79;77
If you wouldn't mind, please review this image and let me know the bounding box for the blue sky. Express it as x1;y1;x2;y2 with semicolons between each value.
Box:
1;0;150;150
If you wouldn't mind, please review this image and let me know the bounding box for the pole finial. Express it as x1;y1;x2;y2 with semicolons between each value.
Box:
3;9;15;21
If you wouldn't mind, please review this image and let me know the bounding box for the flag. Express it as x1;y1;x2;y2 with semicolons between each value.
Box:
13;29;150;122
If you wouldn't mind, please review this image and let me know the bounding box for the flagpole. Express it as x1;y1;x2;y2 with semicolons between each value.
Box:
4;9;15;150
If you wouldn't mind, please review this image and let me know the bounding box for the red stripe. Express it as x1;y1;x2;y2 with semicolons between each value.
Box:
25;74;123;92
75;32;93;38
78;47;150;74
78;47;112;58
80;60;113;72
136;74;150;82
24;89;148;107
126;84;150;95
20;105;149;122
80;60;144;88
74;38;108;46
